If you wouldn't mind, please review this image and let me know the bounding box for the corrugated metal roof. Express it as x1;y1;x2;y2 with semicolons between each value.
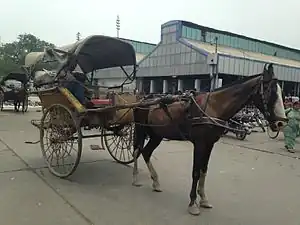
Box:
183;38;300;68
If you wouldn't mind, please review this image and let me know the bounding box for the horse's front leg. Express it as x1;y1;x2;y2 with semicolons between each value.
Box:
197;171;213;208
188;142;202;216
197;142;214;208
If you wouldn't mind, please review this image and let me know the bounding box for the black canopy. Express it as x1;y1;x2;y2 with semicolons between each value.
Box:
47;35;137;74
1;70;28;84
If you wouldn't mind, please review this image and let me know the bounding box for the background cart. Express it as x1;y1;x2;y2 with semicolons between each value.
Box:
0;70;29;112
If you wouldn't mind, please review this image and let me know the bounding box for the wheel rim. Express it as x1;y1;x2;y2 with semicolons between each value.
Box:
103;124;134;164
236;132;246;140
40;104;82;178
267;126;279;139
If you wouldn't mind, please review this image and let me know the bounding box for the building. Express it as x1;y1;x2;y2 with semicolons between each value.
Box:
94;38;156;90
137;20;300;95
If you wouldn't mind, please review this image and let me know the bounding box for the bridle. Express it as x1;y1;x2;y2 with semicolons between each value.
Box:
256;76;287;123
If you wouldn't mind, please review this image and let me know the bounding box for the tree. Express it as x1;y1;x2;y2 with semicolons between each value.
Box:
0;33;55;77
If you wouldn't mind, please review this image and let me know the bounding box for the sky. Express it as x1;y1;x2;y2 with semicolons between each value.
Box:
0;0;299;49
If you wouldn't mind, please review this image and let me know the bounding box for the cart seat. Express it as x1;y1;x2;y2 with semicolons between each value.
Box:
194;92;209;105
89;98;112;108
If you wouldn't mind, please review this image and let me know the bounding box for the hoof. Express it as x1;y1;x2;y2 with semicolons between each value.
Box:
152;183;162;192
132;181;142;187
152;187;162;192
188;204;201;216
199;200;213;208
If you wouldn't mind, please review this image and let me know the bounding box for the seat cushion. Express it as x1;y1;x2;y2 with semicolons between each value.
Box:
90;99;112;105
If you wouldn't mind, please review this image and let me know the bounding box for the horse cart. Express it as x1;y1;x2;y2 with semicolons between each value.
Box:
0;70;29;112
25;35;161;178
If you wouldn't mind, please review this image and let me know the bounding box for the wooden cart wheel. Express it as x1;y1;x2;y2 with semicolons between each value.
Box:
0;89;4;111
40;103;82;178
22;95;29;112
102;123;134;165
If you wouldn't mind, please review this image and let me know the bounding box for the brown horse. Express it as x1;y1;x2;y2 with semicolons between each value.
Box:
132;64;287;216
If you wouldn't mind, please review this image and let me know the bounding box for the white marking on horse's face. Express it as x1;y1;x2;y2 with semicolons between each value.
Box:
274;84;286;119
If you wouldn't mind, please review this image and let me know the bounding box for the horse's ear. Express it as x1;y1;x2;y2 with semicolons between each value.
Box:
263;63;268;72
263;63;274;81
268;63;274;75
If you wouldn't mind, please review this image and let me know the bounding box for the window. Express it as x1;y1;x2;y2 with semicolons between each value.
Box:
235;37;240;49
181;26;202;41
217;34;224;46
231;36;237;48
256;42;261;53
187;27;192;39
182;26;188;38
240;39;248;50
249;41;255;52
210;33;217;44
223;35;230;46
194;29;201;41
206;32;211;43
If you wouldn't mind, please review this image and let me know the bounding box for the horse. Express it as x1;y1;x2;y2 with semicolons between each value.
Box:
131;63;287;216
0;84;27;112
13;87;28;112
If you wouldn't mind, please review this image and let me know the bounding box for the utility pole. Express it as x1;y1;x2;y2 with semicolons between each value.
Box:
116;15;120;38
214;36;219;89
76;32;81;41
208;36;219;91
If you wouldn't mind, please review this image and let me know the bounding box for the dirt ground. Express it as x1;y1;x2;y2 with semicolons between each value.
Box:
0;109;299;225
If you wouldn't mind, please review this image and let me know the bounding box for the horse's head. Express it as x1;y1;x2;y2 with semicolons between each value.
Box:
252;63;287;131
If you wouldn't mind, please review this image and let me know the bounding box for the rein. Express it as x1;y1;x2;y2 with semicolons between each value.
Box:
189;96;247;132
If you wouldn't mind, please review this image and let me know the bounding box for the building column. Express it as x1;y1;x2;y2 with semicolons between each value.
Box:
150;79;155;93
281;81;285;92
294;82;298;96
194;79;201;92
163;80;168;94
177;79;183;92
136;79;143;93
216;78;223;88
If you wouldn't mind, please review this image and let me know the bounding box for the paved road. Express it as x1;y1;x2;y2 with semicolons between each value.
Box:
0;109;300;225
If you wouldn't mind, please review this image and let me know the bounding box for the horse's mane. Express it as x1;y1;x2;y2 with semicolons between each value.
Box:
213;73;262;92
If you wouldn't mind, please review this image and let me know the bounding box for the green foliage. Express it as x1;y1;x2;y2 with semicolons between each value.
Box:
0;33;55;78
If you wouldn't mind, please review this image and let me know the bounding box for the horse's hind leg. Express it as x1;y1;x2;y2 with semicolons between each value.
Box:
132;125;146;187
132;148;142;187
141;136;163;192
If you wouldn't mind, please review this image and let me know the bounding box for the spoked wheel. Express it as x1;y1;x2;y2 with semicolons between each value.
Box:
236;131;247;140
22;96;29;112
102;123;134;164
40;104;82;178
0;90;4;111
267;126;280;139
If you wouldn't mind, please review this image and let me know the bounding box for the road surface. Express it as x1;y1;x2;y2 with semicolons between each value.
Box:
0;109;299;225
